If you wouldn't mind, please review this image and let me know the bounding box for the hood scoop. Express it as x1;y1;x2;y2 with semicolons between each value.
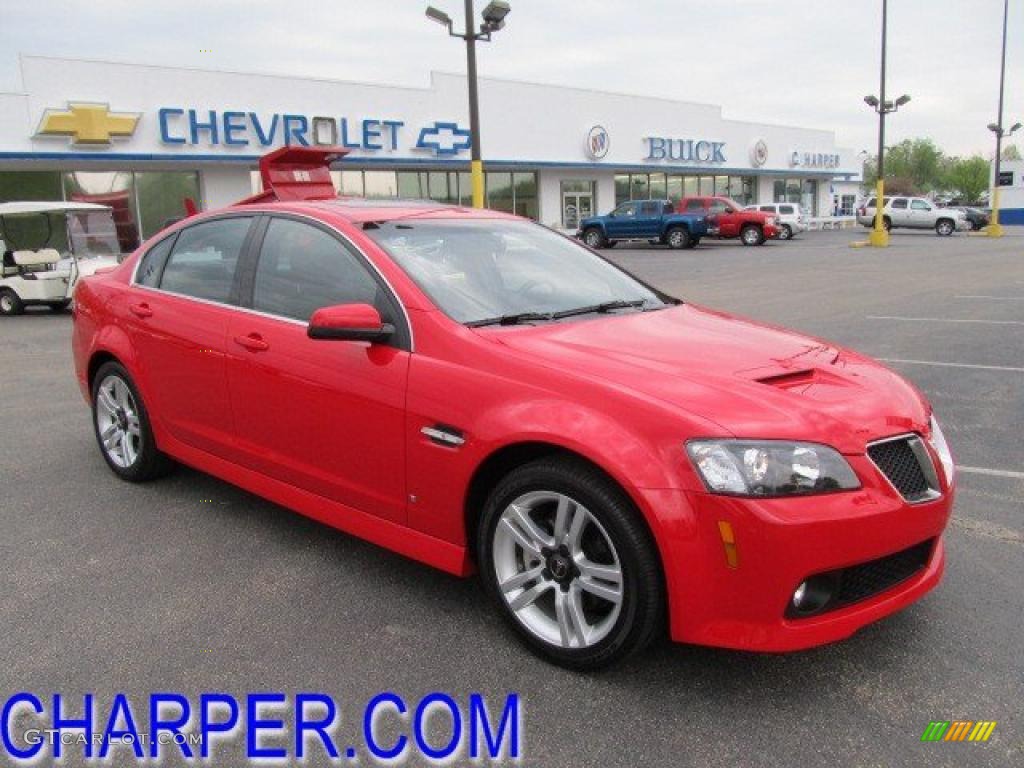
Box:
755;367;859;399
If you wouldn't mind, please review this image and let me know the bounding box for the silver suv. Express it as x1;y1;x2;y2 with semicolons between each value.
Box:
857;196;967;236
745;203;807;240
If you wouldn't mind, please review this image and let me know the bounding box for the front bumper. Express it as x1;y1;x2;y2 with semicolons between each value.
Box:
639;455;953;652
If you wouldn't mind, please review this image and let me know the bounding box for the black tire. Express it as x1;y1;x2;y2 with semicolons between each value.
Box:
740;224;764;246
883;216;893;232
0;289;24;316
778;224;793;241
91;361;173;482
582;228;607;249
604;241;617;249
48;299;71;313
935;219;955;236
665;226;691;250
688;237;701;249
477;456;664;670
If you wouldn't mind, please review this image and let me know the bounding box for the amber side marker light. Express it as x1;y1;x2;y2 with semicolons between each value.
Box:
717;521;739;569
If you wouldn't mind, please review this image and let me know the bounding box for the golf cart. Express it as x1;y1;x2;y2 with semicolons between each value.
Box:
0;201;123;315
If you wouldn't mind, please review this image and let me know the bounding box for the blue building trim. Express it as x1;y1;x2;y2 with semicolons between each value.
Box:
0;151;854;179
998;207;1024;225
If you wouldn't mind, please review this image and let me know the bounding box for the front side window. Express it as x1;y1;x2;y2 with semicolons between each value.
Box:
159;217;252;303
911;200;931;211
709;199;732;214
364;219;667;325
253;218;381;322
611;203;637;218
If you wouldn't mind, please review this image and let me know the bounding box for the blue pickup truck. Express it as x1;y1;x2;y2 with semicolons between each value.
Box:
577;199;709;249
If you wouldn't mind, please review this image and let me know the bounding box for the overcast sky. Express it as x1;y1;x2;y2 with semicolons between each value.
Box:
0;0;1020;157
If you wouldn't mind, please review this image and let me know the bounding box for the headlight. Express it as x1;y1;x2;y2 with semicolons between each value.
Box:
686;440;860;497
928;415;955;485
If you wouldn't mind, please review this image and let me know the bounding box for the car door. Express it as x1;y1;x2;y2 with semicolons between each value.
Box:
708;199;737;236
909;199;932;228
889;198;909;227
124;214;255;460
605;202;638;238
635;201;662;238
224;215;410;523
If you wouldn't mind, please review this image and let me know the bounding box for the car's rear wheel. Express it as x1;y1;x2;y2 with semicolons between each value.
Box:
478;457;663;670
582;228;606;249
777;224;793;240
740;225;764;246
883;216;893;232
0;289;24;316
935;219;955;236
92;362;173;482
666;226;690;250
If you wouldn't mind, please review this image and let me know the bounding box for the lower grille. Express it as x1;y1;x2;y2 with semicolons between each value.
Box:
786;539;935;619
867;435;939;502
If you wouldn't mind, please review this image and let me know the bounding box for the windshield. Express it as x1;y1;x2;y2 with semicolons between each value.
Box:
67;211;122;259
364;219;669;325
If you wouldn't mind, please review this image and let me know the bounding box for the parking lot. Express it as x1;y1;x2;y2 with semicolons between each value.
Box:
1;228;1021;767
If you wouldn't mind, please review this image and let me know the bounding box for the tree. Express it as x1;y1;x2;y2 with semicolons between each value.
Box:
1002;144;1022;161
943;156;990;203
861;138;945;194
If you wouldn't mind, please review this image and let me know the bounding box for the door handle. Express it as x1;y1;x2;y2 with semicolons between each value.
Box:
129;302;152;318
234;333;269;352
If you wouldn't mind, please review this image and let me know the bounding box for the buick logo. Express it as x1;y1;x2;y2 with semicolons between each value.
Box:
751;139;768;167
586;125;610;160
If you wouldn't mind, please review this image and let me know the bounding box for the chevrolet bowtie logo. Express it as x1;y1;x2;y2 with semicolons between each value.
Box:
416;121;472;156
36;102;140;145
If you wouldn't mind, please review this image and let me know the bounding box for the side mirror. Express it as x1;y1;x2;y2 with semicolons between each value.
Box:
307;303;394;343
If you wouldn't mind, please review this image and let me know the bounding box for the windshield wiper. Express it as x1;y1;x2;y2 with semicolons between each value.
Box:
465;311;555;328
551;299;648;319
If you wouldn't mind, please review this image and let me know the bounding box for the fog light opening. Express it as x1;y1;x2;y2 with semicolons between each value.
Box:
788;575;836;616
792;581;808;608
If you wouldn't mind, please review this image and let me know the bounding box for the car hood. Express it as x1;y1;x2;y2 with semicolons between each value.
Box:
479;304;928;453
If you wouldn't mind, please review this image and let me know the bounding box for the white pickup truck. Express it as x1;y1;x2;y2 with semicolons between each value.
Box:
856;196;968;236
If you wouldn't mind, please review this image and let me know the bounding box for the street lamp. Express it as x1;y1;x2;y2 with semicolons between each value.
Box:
425;1;511;209
987;0;1016;237
863;0;910;247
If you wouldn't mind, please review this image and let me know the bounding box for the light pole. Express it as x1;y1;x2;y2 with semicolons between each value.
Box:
863;0;910;248
986;0;1018;237
426;1;511;209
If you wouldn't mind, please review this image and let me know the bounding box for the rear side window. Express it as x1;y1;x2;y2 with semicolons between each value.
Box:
684;199;705;212
253;218;382;322
159;217;252;303
135;235;175;287
662;202;674;214
779;205;795;214
759;205;775;213
639;201;660;215
891;199;908;209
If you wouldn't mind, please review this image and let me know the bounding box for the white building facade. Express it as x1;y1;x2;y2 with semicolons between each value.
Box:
993;159;1024;224
0;56;860;250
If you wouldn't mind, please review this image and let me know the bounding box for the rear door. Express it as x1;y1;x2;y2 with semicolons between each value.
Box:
224;215;410;523
708;198;737;237
124;214;256;459
635;201;663;238
889;198;910;226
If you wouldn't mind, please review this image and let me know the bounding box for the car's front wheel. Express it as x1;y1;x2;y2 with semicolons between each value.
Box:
92;361;173;481
478;457;663;670
777;224;793;240
0;289;24;316
935;219;955;236
740;224;764;246
582;228;606;249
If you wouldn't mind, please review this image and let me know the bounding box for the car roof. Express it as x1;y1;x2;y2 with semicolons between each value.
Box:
221;198;521;225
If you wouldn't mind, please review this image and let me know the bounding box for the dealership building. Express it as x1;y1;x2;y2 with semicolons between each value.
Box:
0;55;863;251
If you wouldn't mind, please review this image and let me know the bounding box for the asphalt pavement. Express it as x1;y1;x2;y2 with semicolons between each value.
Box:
0;227;1021;767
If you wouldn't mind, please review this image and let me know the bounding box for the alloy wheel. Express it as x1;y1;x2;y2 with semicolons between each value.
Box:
492;491;624;649
94;374;142;468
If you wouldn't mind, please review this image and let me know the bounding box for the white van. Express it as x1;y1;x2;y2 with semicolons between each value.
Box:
745;203;807;240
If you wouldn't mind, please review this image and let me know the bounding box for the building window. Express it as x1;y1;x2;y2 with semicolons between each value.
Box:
133;172;201;239
613;173;754;206
773;178;818;215
614;174;630;206
560;180;596;228
512;172;538;219
648;173;667;200
486;171;514;213
363;171;398;198
839;194;856;216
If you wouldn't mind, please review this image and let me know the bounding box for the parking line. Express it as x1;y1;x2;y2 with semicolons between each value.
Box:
957;466;1024;481
955;295;1024;301
867;316;1024;326
878;358;1024;373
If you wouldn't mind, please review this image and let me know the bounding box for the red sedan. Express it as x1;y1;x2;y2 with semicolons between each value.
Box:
72;148;954;669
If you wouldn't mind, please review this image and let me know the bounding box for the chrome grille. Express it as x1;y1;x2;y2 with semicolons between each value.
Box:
867;435;940;503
